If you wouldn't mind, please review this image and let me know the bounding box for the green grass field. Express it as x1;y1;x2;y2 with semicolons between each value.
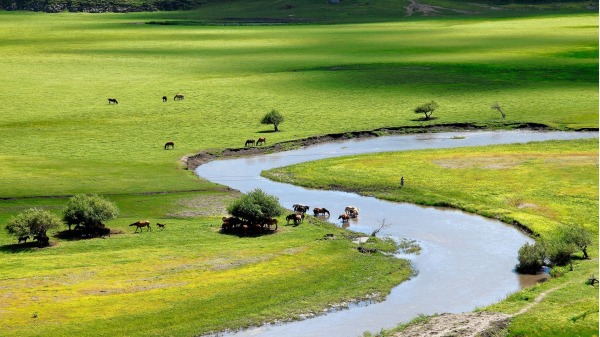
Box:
0;11;597;198
0;5;597;337
264;138;599;337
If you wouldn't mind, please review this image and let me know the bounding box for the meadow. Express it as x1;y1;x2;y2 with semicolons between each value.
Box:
0;6;597;337
264;138;599;337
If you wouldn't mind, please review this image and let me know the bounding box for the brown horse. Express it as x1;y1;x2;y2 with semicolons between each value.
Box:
164;141;175;150
313;207;330;216
174;94;184;101
264;218;278;230
156;223;166;230
338;214;350;222
108;98;118;105
130;220;151;232
256;137;267;146
345;206;359;215
245;139;255;147
286;213;303;225
18;235;30;244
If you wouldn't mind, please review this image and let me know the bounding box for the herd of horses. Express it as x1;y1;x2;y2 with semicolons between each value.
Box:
245;137;267;147
221;216;278;235
109;94;184;105
219;203;359;235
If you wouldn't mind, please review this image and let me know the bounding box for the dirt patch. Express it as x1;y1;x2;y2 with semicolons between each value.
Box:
167;191;242;218
395;312;511;337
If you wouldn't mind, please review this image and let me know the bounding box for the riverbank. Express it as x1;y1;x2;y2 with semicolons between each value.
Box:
260;136;598;337
186;122;576;170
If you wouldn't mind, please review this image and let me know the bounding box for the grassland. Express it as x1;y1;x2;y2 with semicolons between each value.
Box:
0;11;597;198
0;6;597;337
264;138;599;337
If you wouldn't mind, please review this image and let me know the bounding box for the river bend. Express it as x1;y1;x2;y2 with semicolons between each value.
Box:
195;130;597;337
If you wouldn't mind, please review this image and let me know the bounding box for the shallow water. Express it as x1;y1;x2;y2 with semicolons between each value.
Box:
196;130;597;337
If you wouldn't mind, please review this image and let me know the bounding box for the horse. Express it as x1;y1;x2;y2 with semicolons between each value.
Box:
313;207;330;216
33;234;50;247
245;139;256;147
156;223;166;230
108;98;118;105
338;214;350;222
345;206;359;215
256;137;266;146
129;220;151;232
264;218;278;230
174;94;184;101
162;96;167;102
348;209;358;218
221;216;241;230
164;141;175;150
293;204;310;213
286;213;303;225
18;235;30;244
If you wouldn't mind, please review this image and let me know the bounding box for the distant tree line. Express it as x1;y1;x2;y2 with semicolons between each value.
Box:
0;0;208;12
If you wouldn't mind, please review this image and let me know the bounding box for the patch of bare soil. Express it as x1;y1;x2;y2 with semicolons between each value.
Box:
395;312;511;337
167;191;242;218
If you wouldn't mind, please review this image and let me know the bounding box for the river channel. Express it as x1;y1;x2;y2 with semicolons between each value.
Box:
195;130;597;337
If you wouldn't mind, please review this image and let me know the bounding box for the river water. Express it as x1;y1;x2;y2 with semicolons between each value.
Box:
195;130;597;337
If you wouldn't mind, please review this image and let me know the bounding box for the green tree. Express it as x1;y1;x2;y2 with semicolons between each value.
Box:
261;109;284;132
227;188;284;224
6;208;62;242
516;242;545;274
414;100;439;120
63;194;119;235
558;224;593;259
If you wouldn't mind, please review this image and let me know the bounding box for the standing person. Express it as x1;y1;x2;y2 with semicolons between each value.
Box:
400;176;404;188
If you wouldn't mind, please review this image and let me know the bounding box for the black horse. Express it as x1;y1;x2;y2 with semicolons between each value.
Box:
108;98;118;105
164;141;175;150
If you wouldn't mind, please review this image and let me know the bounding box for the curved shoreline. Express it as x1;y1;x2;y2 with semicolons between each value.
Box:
186;122;593;170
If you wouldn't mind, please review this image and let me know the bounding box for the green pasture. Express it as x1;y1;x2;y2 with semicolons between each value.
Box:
0;192;412;337
0;11;597;197
264;138;599;337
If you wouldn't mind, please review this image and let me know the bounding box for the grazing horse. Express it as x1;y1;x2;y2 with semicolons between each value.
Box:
162;96;167;102
293;204;310;213
286;213;303;225
245;139;256;147
313;207;330;216
256;137;266;146
264;218;278;230
164;141;175;150
129;220;151;232
108;98;118;105
174;94;184;101
156;223;166;230
18;235;30;244
33;234;50;247
338;214;350;222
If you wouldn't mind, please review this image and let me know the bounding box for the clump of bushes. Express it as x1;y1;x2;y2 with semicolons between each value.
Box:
516;224;593;275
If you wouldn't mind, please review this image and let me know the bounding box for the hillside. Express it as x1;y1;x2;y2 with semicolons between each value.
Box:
0;0;595;19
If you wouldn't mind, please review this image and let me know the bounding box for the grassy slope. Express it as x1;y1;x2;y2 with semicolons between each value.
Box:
0;12;597;198
263;138;599;337
0;5;597;337
0;192;412;337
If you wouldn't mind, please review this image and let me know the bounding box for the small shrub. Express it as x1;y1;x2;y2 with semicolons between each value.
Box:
516;242;545;274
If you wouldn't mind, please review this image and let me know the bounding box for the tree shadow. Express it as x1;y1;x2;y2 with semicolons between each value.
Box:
257;129;278;134
219;227;278;238
410;116;439;122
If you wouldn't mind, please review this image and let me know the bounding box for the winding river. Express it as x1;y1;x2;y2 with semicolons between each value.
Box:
195;130;597;337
